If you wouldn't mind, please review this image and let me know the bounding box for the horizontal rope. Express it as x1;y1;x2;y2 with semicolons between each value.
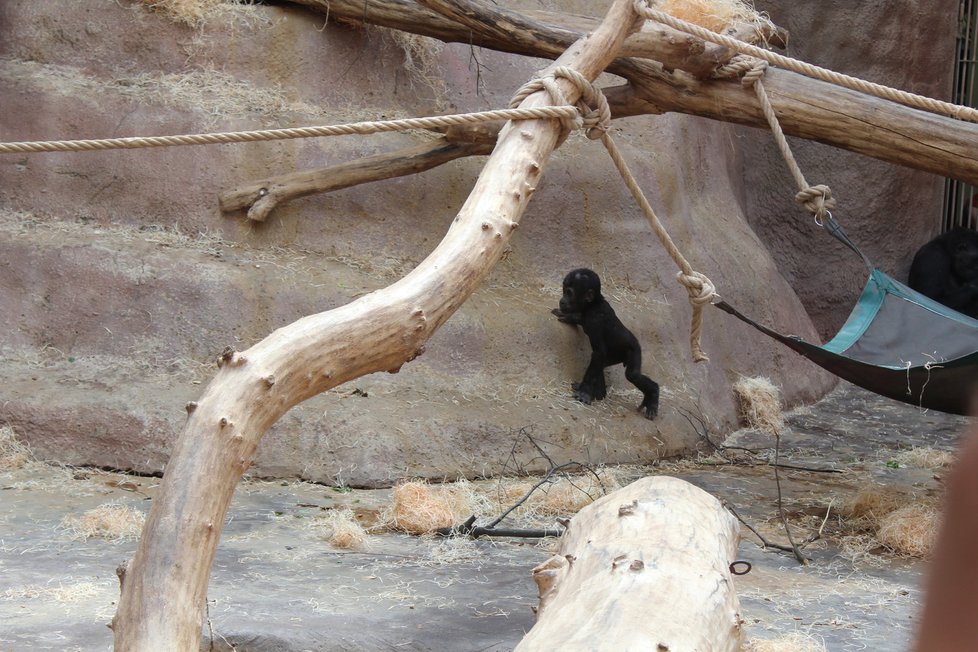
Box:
0;106;580;154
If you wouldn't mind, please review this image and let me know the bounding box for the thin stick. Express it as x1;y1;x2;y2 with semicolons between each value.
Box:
773;430;808;565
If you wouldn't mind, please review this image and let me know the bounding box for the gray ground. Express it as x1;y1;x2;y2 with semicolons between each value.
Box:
0;383;969;651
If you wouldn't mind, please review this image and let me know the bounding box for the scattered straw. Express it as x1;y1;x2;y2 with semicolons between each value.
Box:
2;580;104;604
0;426;32;470
317;509;369;550
733;376;784;433
658;0;767;33
744;631;827;652
889;446;955;470
138;0;256;28
842;486;907;526
60;502;146;541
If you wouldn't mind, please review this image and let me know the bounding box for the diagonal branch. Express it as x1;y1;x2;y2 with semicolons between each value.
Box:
112;1;643;648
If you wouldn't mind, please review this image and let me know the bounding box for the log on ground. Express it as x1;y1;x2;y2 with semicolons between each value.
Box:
516;476;743;651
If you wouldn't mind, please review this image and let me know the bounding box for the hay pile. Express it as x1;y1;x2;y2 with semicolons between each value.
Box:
0;426;31;470
839;485;941;559
383;472;622;535
659;0;768;32
384;480;483;535
733;376;784;434
317;509;369;550
60;502;146;541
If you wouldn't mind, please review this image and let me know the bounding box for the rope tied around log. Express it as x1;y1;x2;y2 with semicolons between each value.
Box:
720;55;836;225
637;0;978;124
517;67;716;362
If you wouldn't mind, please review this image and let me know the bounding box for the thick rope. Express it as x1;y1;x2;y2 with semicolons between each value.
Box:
0;106;579;154
636;0;978;124
722;56;835;223
518;66;715;362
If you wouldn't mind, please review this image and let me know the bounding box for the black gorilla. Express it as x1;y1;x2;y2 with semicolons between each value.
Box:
552;268;660;419
908;227;978;318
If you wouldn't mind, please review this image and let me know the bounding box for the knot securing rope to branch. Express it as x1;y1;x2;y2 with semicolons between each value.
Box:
509;66;612;140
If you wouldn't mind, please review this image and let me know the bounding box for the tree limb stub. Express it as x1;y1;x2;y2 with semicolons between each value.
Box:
111;1;642;649
289;0;978;184
219;138;493;221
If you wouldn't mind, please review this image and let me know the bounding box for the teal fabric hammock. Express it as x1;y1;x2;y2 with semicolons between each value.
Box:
716;217;978;415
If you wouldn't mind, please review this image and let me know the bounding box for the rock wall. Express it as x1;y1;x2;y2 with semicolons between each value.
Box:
0;0;948;485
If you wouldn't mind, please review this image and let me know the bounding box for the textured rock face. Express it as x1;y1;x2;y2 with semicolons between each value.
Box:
0;0;946;485
742;0;956;337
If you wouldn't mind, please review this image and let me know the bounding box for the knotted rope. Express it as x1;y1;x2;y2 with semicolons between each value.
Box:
514;67;716;362
635;0;978;124
718;55;835;223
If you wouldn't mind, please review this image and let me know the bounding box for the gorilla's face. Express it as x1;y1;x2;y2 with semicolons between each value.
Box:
952;239;978;282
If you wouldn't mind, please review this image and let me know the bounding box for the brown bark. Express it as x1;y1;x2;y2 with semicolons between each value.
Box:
287;0;978;185
516;476;743;651
292;0;782;79
111;1;643;648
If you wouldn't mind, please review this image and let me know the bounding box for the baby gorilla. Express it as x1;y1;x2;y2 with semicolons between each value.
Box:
552;268;660;419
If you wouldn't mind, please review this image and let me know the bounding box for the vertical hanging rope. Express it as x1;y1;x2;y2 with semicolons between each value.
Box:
716;56;836;224
511;67;717;362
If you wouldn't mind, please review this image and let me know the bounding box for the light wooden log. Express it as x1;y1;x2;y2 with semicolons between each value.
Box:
110;1;643;649
516;476;743;652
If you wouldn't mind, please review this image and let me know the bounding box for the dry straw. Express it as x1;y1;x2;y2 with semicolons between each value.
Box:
733;376;784;433
744;631;827;652
60;502;146;541
0;426;31;470
384;480;474;535
839;485;942;558
658;0;767;32
317;509;369;550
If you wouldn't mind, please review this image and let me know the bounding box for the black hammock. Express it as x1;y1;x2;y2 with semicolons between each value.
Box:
715;217;978;415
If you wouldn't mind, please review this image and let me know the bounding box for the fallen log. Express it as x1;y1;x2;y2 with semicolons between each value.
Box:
516;476;743;651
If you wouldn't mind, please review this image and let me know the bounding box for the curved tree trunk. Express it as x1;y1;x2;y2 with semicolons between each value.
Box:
110;0;642;648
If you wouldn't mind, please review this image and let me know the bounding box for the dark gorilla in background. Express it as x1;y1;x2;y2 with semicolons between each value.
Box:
908;227;978;318
552;268;660;419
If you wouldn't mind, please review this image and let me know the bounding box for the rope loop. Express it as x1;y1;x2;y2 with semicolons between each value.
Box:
794;184;836;224
510;75;581;140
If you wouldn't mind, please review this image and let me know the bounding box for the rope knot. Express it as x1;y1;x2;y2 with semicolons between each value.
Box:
508;67;611;140
676;270;716;364
676;271;717;307
741;59;769;88
794;184;836;222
